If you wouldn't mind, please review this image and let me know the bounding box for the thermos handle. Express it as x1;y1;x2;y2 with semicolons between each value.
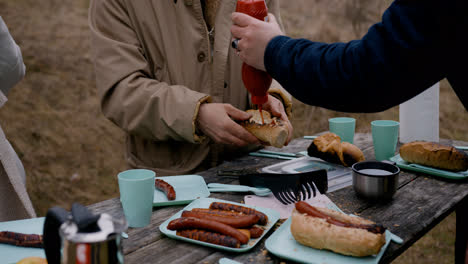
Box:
43;207;70;264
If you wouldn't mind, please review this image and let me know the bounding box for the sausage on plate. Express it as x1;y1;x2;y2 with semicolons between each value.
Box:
167;217;249;244
209;202;268;225
0;231;43;248
176;229;240;248
155;179;176;200
248;226;264;238
181;210;259;228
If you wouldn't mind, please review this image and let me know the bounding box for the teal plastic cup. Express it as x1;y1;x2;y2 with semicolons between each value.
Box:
371;120;400;161
118;169;155;228
329;117;356;143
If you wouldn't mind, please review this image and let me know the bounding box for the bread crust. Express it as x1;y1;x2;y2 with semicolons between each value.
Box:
307;133;365;167
290;208;386;257
240;110;289;148
400;141;468;172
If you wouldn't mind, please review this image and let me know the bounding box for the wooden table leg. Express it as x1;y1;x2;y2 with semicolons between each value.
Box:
456;196;468;264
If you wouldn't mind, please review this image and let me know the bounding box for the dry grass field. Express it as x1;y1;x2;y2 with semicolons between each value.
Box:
0;0;466;263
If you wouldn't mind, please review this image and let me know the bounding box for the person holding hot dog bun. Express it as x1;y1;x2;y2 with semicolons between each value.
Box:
89;0;293;175
230;0;468;112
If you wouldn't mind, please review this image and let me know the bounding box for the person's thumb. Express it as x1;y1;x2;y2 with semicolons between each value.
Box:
268;13;278;24
225;104;251;121
270;104;283;118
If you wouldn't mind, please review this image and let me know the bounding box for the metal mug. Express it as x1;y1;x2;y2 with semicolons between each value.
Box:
352;160;400;201
43;204;127;264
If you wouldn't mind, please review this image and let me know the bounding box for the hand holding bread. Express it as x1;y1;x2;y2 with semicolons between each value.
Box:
197;103;260;146
260;94;293;144
240;109;290;148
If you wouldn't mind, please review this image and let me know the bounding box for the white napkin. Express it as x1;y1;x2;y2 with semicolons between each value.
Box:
244;193;335;219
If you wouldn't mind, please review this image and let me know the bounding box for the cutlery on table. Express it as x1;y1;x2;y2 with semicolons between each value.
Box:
248;149;304;160
207;183;271;196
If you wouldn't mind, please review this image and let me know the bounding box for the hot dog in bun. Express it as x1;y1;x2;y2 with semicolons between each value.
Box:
291;202;386;257
240;109;289;148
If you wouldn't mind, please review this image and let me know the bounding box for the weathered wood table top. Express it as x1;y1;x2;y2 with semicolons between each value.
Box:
88;133;468;264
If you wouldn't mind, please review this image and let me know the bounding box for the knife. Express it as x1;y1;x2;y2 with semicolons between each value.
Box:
455;145;468;151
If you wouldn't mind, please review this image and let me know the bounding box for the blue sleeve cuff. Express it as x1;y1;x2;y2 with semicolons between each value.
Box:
264;35;291;80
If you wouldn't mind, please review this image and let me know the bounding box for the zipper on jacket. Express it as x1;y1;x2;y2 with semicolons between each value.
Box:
208;27;214;63
196;0;213;63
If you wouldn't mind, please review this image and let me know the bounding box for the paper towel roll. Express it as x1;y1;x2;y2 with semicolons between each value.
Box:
399;82;439;143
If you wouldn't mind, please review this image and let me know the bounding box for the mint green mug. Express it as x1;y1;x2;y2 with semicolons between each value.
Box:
371;120;400;161
329;117;356;143
118;169;155;228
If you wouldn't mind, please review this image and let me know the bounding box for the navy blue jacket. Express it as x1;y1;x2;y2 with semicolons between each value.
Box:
264;0;468;112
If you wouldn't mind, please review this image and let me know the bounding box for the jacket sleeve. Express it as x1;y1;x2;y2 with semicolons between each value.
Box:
264;0;293;118
89;0;211;143
0;17;26;96
264;0;453;113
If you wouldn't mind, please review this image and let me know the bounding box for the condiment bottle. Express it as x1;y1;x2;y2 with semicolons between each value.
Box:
236;0;272;123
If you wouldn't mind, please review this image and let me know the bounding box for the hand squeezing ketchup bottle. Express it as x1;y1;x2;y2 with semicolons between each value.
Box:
236;0;272;124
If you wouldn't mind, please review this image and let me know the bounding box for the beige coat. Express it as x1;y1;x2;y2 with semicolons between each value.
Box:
89;0;292;175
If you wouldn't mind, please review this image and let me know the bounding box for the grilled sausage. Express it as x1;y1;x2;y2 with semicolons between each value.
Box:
155;179;176;200
181;210;259;228
249;226;264;238
0;231;43;248
167;217;249;244
191;208;244;217
237;229;251;240
176;229;240;248
295;202;385;234
209;202;268;225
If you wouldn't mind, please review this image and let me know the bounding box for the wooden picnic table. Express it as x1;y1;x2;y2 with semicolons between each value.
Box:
88;133;468;264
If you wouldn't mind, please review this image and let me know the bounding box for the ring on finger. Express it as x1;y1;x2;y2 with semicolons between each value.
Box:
231;38;240;50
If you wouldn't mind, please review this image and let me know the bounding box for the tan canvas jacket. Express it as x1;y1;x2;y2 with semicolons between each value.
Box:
89;0;292;175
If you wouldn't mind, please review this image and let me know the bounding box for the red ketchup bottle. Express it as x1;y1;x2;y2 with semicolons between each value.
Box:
236;0;272;124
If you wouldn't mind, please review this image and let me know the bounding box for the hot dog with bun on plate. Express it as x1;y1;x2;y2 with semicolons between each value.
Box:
291;201;386;257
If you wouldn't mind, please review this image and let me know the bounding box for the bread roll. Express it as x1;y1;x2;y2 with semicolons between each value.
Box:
290;208;386;257
307;133;365;167
240;110;289;148
17;257;48;264
400;141;468;172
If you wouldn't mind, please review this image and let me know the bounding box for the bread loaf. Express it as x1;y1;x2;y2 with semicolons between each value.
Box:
307;133;365;167
240;110;289;148
399;141;468;172
290;208;386;257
